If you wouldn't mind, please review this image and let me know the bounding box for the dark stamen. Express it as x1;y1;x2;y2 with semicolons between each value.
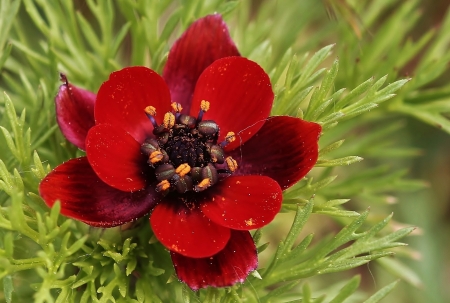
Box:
145;106;158;128
141;102;237;195
220;132;236;148
197;100;210;122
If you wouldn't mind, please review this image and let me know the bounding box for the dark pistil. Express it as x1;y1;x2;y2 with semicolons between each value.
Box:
142;101;238;194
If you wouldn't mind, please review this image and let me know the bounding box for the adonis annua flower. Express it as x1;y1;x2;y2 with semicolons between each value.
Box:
39;14;321;290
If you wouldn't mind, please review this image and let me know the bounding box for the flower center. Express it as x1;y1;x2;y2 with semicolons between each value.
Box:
141;101;238;194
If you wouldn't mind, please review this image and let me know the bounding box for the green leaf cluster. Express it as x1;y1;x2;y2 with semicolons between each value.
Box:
0;0;439;302
331;0;450;133
240;202;412;302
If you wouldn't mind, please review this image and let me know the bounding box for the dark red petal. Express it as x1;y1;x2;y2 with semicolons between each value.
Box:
86;124;147;192
190;57;273;151
201;176;282;230
39;157;160;227
150;201;230;258
55;74;96;150
95;66;172;143
229;116;322;190
171;230;257;290
163;14;240;112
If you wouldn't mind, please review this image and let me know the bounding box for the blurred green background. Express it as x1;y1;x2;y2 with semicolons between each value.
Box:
306;1;449;302
0;0;449;302
248;0;450;302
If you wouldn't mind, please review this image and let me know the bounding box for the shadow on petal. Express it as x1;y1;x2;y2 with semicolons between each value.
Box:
163;14;240;112
95;66;172;143
171;230;257;290
39;157;160;227
55;74;96;150
230;116;322;189
201;175;282;230
190;57;274;151
86;124;148;192
151;200;230;258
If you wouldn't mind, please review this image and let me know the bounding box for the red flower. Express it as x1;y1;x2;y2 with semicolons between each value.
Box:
40;15;322;290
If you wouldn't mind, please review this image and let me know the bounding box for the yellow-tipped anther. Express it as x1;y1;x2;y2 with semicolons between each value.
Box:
175;163;191;177
145;106;157;116
171;102;183;113
225;132;236;143
163;112;175;128
195;178;211;192
225;156;238;172
200;100;210;112
149;150;163;164
156;180;170;192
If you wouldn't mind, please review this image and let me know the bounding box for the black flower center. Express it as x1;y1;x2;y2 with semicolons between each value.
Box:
164;123;212;167
140;101;237;194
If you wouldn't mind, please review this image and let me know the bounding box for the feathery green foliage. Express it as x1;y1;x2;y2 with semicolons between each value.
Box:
1;0;447;302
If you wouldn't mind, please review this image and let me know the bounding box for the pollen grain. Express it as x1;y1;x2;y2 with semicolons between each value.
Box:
176;163;191;177
149;151;163;164
225;132;236;143
225;156;238;172
195;178;211;192
163;112;175;128
171;102;183;113
156;180;170;192
144;106;156;116
200;100;210;112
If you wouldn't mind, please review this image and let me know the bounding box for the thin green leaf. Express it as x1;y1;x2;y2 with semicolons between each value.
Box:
316;156;363;167
363;280;399;303
328;275;360;303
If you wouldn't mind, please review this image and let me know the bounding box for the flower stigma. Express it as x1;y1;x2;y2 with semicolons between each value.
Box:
141;102;238;194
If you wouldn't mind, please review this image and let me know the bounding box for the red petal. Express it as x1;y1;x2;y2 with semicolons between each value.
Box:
150;201;230;258
55;74;96;150
190;57;273;151
171;230;257;290
86;124;148;192
95;66;172;143
201;176;282;230
229;116;322;189
163;14;240;112
39;157;160;227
